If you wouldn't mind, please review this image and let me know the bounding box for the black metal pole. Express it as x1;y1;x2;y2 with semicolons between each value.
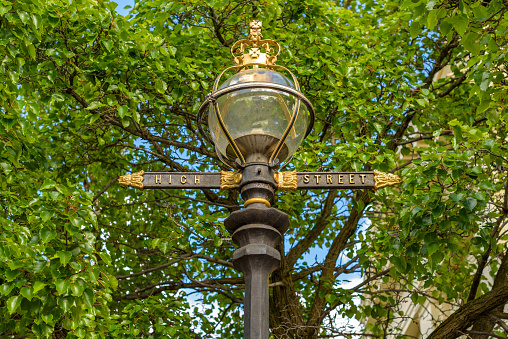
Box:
225;163;289;339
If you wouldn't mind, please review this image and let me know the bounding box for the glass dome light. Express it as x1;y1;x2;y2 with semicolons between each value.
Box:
197;20;314;168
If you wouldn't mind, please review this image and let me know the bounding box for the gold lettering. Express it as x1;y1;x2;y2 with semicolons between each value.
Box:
303;174;310;184
350;174;355;184
314;175;321;184
180;175;187;184
327;175;332;184
360;174;366;184
155;175;162;184
194;176;200;184
168;175;172;184
338;175;344;184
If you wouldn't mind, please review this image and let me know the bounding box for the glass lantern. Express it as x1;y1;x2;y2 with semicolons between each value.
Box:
197;20;314;168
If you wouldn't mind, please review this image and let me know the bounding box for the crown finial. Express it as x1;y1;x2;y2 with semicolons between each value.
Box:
231;20;280;70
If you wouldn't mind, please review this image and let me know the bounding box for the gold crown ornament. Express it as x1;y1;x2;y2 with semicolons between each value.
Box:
230;20;281;70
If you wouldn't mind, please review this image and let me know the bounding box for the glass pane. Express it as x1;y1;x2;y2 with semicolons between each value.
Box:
208;68;308;164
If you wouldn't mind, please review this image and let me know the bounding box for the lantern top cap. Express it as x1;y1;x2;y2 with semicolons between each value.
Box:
230;20;281;69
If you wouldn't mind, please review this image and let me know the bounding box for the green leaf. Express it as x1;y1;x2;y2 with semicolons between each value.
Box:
416;98;427;107
57;251;72;266
7;295;22;314
20;286;33;301
89;268;100;283
155;79;167;93
33;261;46;273
484;139;495;148
58;296;74;313
9;70;19;83
83;288;94;308
449;15;468;36
422;214;432;225
33;282;46;294
426;0;436;10
151;238;161;249
477;99;491;113
117;105;129;118
0;5;12;16
0;283;14;295
70;283;84;297
86;101;102;110
40;227;57;243
18;11;29;23
70;216;84;228
427;9;438;30
40;179;56;190
104;274;118;290
103;40;113;52
427;242;439;255
41;210;51;222
463;32;481;55
28;44;36;60
480;71;490;91
5;270;21;282
431;251;444;264
28;102;40;114
42;313;53;324
55;279;70;295
465;197;477;210
90;113;101;124
32;14;41;29
99;252;112;265
411;293;418;304
325;293;335;304
479;180;495;190
52;93;65;102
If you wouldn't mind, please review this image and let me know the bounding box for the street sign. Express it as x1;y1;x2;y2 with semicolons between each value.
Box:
118;170;400;191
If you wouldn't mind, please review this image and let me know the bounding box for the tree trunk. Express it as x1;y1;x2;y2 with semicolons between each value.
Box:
470;250;508;339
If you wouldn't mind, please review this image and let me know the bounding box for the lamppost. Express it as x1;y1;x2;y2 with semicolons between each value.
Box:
119;20;401;339
194;20;313;339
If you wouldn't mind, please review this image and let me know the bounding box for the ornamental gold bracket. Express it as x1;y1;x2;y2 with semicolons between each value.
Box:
220;171;242;190
118;170;145;189
274;171;298;191
373;170;401;190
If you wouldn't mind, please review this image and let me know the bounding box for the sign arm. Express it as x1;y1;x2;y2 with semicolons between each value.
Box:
118;170;400;191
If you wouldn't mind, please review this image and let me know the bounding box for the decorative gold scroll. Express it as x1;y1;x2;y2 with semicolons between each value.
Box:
118;170;145;189
373;170;401;190
220;171;242;190
274;171;298;191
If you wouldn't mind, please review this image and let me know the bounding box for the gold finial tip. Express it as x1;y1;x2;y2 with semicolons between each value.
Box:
373;170;401;190
118;170;145;189
249;20;263;42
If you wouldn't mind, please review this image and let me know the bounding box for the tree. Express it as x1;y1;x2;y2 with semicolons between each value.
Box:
0;0;507;337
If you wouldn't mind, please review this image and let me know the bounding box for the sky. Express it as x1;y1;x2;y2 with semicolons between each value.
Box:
113;0;134;16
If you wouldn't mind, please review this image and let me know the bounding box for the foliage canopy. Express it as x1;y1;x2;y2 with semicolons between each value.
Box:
0;0;507;337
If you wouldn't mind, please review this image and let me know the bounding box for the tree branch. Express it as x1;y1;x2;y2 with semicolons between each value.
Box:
286;190;338;268
428;285;508;339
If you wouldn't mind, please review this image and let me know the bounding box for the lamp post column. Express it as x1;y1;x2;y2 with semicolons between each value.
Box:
224;163;289;339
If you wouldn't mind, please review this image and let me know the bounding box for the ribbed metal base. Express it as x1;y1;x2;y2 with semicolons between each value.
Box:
226;134;288;163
